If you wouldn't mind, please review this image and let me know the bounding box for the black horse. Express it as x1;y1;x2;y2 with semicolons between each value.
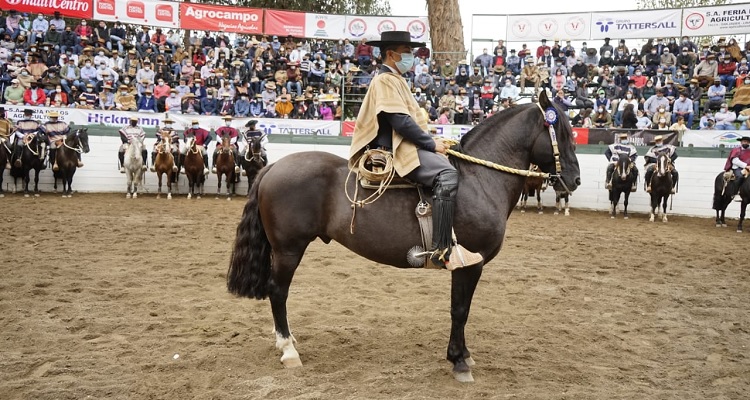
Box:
713;171;740;228
240;132;267;196
609;154;636;219
53;128;90;197
0;138;9;197
648;153;673;223
735;175;750;232
226;92;581;382
10;131;48;197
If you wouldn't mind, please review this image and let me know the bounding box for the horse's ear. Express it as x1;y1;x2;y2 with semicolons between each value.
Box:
538;89;552;110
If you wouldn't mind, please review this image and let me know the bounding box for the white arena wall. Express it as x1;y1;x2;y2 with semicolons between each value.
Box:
0;137;730;219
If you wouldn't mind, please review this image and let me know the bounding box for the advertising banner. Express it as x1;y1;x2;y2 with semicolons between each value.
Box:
344;16;429;42
305;13;346;39
572;127;678;146
506;13;589;42
682;129;746;148
590;9;681;40
683;3;750;36
94;0;178;28
0;0;93;19
180;3;262;35
1;105;342;136
263;9;306;37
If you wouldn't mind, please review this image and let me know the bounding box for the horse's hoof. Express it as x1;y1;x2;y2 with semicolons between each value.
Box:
281;357;303;368
187;194;192;199
62;194;66;198
227;197;231;201
537;210;543;214
610;215;615;219
197;196;201;199
133;194;138;199
662;217;668;223
126;193;131;199
722;224;728;228
215;196;219;199
520;209;525;213
167;194;172;200
453;371;474;383
565;210;570;216
24;194;29;198
716;223;721;227
0;193;3;198
554;211;559;215
624;216;629;220
464;356;476;367
737;230;743;233
34;193;40;197
67;194;72;198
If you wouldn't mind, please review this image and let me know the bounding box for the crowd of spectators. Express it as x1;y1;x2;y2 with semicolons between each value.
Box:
1;9;750;132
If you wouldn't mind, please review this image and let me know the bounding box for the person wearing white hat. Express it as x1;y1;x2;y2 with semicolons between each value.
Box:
41;111;79;171
118;116;148;173
604;133;638;192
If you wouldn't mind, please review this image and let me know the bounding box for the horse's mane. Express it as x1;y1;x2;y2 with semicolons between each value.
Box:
459;102;572;149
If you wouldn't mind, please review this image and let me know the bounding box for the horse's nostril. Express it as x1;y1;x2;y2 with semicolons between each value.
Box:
574;177;581;186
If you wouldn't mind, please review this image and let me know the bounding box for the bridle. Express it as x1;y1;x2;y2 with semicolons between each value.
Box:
242;132;265;164
63;130;84;154
23;133;40;156
615;155;632;180
656;153;672;177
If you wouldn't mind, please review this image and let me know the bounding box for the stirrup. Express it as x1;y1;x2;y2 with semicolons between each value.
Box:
77;161;84;168
645;185;651;193
242;170;247;176
150;166;156;172
141;165;147;171
5;162;10;170
52;163;59;171
211;167;217;174
172;166;178;172
234;166;240;174
119;167;125;173
605;181;612;190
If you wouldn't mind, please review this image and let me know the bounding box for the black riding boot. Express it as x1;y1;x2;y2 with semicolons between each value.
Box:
644;168;653;193
49;148;57;171
672;170;679;194
12;143;21;167
632;166;639;192
605;164;614;189
211;151;218;173
203;154;209;170
118;151;125;172
142;149;148;169
428;170;482;269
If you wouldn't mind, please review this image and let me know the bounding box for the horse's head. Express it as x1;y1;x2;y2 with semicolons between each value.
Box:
531;90;581;193
221;135;231;151
616;154;632;180
249;133;267;163
656;153;671;177
157;131;171;153
75;128;90;154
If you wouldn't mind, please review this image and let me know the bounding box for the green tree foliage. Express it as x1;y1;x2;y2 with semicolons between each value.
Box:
636;0;729;10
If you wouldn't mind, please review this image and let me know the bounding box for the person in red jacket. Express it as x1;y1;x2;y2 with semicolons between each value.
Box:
23;81;46;106
355;38;373;67
725;136;750;186
74;19;93;42
718;56;737;91
213;115;241;174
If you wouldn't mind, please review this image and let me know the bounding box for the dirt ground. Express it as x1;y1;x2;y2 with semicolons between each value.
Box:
0;193;748;400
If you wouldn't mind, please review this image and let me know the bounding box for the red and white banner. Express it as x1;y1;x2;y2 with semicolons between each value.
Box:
93;0;177;28
682;3;750;36
305;13;346;39
264;9;306;37
344;16;429;42
0;0;93;19
506;12;589;42
180;3;262;35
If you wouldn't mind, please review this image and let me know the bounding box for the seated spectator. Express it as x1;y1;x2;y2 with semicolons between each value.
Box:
714;103;736;130
651;106;671;128
592;106;612;128
115;84;136;111
730;76;750;113
24;80;46;106
138;88;158;112
165;88;181;112
672;92;694;127
670;116;688;142
47;85;68;107
706;77;726;110
4;79;24;105
200;90;218;115
181;93;201;115
234;93;250;117
217;93;234;116
636;109;652;129
249;95;264;117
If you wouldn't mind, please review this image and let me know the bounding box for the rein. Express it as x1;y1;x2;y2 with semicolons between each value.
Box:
24;134;40;156
63;136;83;154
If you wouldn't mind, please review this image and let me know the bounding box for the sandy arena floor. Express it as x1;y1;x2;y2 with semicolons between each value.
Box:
0;193;748;399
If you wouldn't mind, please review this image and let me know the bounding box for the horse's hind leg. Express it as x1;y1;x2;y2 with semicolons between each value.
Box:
536;190;543;214
563;196;570;216
157;174;162;199
448;264;483;383
662;196;669;223
270;251;306;368
738;201;747;233
33;169;40;196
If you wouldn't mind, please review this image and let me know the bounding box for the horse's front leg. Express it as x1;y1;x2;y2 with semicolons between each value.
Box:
649;196;656;222
23;171;30;197
33;169;41;196
216;174;222;199
447;264;483;383
738;201;747;232
623;192;630;219
536;191;543;214
166;173;172;200
661;196;669;223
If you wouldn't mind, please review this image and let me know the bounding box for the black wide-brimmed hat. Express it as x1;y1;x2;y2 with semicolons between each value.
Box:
737;136;750;142
366;31;425;48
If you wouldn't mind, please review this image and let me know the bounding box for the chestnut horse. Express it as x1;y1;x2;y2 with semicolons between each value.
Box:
153;131;177;199
183;137;205;199
215;135;237;200
227;91;580;382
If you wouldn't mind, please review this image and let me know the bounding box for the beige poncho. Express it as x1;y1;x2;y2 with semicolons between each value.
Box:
349;71;428;177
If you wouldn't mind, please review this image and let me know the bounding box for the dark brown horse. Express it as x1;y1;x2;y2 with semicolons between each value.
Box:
518;164;547;214
609;154;636;219
648;153;673;223
0;138;9;198
52;128;90;198
240;132;267;196
226;92;580;382
10;131;47;197
215;136;236;200
153;131;177;199
735;174;750;233
713;171;739;228
182;137;205;199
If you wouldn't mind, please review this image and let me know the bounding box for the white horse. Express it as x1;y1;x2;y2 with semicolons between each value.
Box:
123;137;145;199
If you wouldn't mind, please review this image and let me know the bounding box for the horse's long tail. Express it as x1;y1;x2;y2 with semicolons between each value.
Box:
227;165;274;299
712;173;728;210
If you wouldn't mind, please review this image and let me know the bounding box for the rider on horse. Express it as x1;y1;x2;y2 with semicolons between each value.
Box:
11;109;42;168
242;119;267;164
150;117;181;173
605;133;638;192
724;136;750;191
181;119;211;176
213;115;241;175
348;31;482;270
42;111;81;171
644;135;678;194
0;107;12;169
118;116;148;173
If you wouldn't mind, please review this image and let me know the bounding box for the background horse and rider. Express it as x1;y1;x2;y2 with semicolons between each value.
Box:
0;136;9;197
240;132;268;196
123;135;145;199
518;164;547;214
647;153;674;223
183;137;206;199
52;128;90;198
227;91;580;383
10;131;48;197
609;154;637;219
214;135;237;200
152;131;178;199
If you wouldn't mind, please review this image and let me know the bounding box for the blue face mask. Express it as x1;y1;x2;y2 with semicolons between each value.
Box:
192;124;199;129
395;52;414;74
620;140;629;145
